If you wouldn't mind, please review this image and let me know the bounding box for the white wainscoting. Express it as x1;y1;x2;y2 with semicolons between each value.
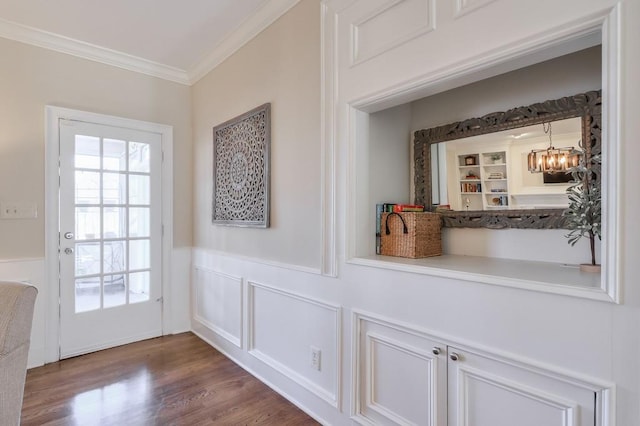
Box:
192;266;243;348
0;258;46;368
453;0;498;19
348;0;435;66
248;281;341;408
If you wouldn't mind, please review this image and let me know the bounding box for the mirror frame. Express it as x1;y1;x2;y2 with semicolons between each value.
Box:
413;90;601;229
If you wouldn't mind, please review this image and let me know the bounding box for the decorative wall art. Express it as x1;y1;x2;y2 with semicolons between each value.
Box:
212;103;271;227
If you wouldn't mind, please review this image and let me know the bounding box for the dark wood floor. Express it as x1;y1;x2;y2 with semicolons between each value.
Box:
21;333;319;425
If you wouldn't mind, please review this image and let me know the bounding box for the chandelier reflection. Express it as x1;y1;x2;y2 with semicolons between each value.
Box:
527;122;581;173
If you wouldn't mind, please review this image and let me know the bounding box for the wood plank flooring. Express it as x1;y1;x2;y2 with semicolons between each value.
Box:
21;333;319;425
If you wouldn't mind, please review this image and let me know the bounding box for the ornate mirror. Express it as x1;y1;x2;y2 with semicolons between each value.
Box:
413;90;601;229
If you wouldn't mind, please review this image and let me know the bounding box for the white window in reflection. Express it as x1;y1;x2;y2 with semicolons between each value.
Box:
103;274;126;308
129;271;150;303
103;139;127;171
129;240;150;270
75;171;101;205
103;207;126;239
103;173;127;205
75;242;100;276
129;175;150;205
129;207;150;237
129;142;150;173
75;135;100;169
76;207;101;240
103;241;125;274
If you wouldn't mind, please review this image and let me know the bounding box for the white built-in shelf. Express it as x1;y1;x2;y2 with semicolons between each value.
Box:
350;254;607;302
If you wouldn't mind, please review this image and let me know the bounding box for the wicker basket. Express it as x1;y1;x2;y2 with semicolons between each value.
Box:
380;212;442;258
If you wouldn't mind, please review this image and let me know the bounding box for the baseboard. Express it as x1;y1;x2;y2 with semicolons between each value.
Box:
191;328;329;426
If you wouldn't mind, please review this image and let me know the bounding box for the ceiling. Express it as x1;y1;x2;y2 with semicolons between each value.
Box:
0;0;300;84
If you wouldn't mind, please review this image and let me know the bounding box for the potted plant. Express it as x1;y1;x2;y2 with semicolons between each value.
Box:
563;151;601;272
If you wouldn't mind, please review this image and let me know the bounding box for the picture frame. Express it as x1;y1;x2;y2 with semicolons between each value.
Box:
212;103;271;227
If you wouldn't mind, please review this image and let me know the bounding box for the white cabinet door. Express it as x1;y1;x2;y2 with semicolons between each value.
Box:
353;315;447;426
447;348;595;426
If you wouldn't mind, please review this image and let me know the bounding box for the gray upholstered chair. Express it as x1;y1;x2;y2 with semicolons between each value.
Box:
0;281;37;426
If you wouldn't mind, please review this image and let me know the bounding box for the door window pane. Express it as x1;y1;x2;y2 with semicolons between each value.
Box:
75;135;100;169
103;274;126;308
75;243;100;276
75;277;101;313
129;175;150;205
129;239;150;270
103;207;126;239
76;207;100;240
129;271;150;303
103;139;127;171
103;241;126;274
75;171;101;205
129;207;150;237
129;142;150;173
103;173;127;205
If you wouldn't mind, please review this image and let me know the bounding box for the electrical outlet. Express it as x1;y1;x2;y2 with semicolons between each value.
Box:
310;346;321;371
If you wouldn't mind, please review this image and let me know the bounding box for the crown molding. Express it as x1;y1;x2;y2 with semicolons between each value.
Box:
0;0;301;86
0;18;191;85
188;0;302;84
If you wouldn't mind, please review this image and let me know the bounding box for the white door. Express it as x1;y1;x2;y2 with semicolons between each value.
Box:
59;119;163;358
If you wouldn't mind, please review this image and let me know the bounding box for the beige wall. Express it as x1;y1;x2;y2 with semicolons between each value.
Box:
410;46;601;131
0;37;193;259
191;1;321;269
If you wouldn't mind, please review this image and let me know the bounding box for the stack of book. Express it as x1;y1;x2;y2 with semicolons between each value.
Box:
460;182;481;193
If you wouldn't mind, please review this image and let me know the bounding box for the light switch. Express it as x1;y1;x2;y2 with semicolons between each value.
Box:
0;202;38;219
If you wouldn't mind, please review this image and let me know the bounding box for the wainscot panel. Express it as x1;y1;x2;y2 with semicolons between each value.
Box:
193;266;243;348
248;281;341;408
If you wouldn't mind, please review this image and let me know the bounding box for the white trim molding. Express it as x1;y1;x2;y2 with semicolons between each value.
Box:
350;0;436;67
44;106;174;364
0;0;302;86
247;280;342;408
340;5;621;303
192;266;243;348
188;0;302;83
321;2;338;277
0;18;190;85
455;365;579;426
195;248;322;276
454;0;498;19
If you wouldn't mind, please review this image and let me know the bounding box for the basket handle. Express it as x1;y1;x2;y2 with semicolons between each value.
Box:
385;212;408;235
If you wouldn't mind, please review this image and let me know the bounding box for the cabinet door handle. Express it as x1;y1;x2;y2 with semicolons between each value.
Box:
432;347;441;355
449;352;461;362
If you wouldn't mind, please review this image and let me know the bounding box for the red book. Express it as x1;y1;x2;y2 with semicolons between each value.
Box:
392;204;425;212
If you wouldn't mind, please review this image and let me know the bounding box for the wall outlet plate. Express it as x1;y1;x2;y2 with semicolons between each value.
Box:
311;346;321;371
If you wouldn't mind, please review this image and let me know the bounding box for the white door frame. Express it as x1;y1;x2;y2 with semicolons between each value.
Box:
45;106;174;363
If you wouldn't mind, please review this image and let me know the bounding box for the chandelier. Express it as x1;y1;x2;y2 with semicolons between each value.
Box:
527;122;581;173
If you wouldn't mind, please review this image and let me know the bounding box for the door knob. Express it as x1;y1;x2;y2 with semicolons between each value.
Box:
432;347;441;355
449;352;461;362
64;232;74;239
64;247;74;255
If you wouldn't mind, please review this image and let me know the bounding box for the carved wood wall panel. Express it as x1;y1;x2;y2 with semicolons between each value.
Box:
212;103;271;227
